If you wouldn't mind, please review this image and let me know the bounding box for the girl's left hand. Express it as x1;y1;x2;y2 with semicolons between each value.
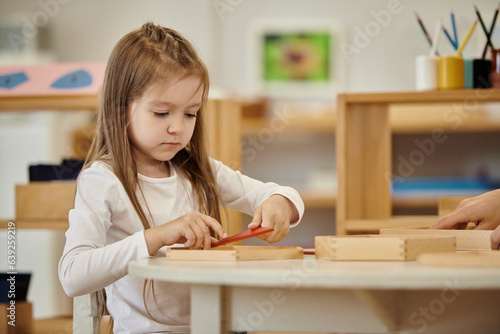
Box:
247;194;299;243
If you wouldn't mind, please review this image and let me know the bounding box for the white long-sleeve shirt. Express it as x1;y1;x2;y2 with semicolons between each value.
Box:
58;159;304;334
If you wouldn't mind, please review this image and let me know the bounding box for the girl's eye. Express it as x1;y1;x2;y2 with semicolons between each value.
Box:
185;113;197;118
153;112;169;117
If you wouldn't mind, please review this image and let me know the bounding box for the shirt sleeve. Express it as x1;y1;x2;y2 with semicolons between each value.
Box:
211;159;304;226
58;165;150;297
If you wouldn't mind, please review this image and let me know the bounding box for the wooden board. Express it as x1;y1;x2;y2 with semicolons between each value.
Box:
315;235;456;261
380;228;492;251
438;196;470;217
16;182;76;221
166;246;304;261
418;251;500;267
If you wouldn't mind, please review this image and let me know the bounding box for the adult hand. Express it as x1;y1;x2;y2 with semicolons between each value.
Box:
430;189;500;249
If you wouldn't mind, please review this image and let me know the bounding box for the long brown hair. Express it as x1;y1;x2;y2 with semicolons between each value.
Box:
84;22;222;229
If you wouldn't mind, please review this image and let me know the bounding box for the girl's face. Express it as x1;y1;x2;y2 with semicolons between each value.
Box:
128;76;203;177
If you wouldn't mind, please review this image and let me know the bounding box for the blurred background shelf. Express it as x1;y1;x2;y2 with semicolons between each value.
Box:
0;95;99;112
242;101;500;135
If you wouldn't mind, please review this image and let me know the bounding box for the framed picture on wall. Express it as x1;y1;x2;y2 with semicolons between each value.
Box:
249;19;345;99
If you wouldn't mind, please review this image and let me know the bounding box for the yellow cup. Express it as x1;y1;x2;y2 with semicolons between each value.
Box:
438;56;464;90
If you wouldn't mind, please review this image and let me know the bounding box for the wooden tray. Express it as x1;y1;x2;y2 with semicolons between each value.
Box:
166;246;304;261
380;228;492;251
315;235;456;261
418;251;500;267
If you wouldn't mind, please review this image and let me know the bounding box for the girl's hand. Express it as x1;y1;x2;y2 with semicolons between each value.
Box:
247;194;299;243
145;212;227;255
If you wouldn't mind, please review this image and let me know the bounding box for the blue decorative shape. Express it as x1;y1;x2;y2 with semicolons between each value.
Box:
0;72;29;89
50;69;92;89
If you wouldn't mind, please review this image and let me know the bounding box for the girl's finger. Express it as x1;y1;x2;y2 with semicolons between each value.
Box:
248;207;262;230
200;215;227;239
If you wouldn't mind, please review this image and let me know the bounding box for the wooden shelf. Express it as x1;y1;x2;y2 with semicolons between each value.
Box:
340;89;500;104
0;94;99;111
242;101;500;135
0;220;68;230
242;112;336;135
298;190;440;209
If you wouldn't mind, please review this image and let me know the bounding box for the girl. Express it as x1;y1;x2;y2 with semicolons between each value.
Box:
58;22;304;333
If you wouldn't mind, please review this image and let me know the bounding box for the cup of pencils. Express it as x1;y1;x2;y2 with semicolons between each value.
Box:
438;55;464;90
415;55;438;90
464;58;492;88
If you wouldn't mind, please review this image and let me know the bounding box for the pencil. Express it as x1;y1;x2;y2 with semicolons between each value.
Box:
430;20;441;57
482;3;499;58
415;12;437;53
475;5;493;49
442;25;457;50
456;19;478;56
451;10;459;48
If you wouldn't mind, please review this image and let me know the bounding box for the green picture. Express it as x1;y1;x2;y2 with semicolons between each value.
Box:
263;32;331;82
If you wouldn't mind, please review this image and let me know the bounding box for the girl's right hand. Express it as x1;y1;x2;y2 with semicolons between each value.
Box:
144;212;227;255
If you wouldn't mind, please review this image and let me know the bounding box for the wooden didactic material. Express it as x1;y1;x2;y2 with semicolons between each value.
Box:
380;228;492;251
165;246;304;261
315;235;456;261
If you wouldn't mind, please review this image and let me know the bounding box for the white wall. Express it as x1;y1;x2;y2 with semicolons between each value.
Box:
217;0;499;93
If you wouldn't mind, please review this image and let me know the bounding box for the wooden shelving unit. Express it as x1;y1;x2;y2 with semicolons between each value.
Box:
336;89;500;234
0;92;99;229
242;95;500;216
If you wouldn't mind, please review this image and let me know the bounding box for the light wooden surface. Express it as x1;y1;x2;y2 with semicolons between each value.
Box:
129;256;500;333
418;250;500;267
380;228;492;250
336;89;500;235
166;246;303;261
315;235;456;261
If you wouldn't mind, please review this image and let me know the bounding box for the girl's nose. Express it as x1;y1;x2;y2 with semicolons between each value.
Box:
167;114;183;134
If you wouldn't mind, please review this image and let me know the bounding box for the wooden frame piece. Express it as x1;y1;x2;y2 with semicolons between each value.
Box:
380;228;492;251
315;235;456;261
166;246;303;261
418;251;500;267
